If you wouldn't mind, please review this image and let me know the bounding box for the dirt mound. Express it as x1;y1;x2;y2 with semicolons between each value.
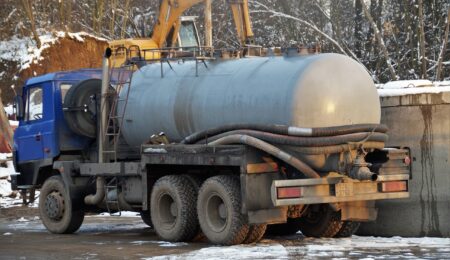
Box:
0;33;108;104
19;35;108;84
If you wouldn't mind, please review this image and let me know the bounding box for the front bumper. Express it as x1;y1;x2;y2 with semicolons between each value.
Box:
271;174;409;207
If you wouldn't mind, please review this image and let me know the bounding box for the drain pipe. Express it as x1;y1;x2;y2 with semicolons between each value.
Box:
85;48;112;205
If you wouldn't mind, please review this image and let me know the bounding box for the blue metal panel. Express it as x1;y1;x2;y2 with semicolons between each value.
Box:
54;80;92;151
15;69;104;163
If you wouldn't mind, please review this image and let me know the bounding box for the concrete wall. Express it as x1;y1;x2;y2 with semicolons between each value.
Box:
359;92;450;237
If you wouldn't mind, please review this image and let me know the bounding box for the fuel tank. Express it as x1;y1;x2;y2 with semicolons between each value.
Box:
119;53;380;146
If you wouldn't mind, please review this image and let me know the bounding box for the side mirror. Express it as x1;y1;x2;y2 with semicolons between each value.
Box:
13;95;24;121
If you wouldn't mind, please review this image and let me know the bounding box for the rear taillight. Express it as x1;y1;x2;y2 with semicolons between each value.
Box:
277;187;302;199
380;181;408;192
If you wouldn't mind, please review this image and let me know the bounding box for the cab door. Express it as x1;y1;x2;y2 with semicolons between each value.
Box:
15;85;45;161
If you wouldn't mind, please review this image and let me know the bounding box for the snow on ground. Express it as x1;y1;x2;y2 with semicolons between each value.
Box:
95;211;141;217
146;236;450;260
378;80;450;97
0;31;106;73
4;104;14;116
0;153;16;198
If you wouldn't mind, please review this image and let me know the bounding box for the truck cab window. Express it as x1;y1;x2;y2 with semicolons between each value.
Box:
25;87;43;121
60;84;72;104
179;22;199;48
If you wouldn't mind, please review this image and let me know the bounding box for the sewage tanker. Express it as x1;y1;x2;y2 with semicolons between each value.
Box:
12;52;410;245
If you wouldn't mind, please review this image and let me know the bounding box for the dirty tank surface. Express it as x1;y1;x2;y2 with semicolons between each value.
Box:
1;207;449;259
120;53;381;145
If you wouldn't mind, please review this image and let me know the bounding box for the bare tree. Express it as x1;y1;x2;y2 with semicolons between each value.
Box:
110;0;118;38
21;0;41;48
418;0;427;78
360;0;398;80
120;0;131;38
436;8;450;81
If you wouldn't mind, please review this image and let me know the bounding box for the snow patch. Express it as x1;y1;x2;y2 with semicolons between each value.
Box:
380;80;433;89
378;81;450;97
97;211;140;217
146;243;289;259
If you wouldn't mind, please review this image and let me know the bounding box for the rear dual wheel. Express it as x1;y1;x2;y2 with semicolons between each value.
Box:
150;175;199;242
298;204;360;238
265;204;360;238
197;175;266;245
151;174;266;244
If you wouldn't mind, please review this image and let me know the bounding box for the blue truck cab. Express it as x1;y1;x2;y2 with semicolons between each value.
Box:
12;69;102;190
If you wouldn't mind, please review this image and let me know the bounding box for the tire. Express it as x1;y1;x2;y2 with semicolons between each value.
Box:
182;174;206;242
197;175;249;245
140;210;153;227
298;204;344;238
265;217;303;236
39;176;84;234
243;224;267;244
150;175;199;242
63;79;102;138
334;221;360;237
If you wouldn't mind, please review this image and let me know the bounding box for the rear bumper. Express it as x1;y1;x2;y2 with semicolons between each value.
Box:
271;174;409;207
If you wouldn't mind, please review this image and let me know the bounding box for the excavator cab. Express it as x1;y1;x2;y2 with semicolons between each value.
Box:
109;17;200;67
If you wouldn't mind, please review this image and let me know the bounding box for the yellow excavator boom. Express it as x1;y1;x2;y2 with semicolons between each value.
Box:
109;0;255;66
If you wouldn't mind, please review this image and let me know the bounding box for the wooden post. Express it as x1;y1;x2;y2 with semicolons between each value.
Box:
0;89;14;153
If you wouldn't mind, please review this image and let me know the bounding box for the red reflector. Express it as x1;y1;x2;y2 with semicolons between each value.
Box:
404;156;411;166
277;187;302;199
381;181;408;192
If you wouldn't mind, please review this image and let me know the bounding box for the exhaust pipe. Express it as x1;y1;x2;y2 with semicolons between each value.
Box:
85;48;112;206
350;166;378;181
84;177;105;205
349;154;378;181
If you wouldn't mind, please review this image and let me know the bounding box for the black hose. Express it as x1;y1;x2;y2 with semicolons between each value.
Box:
196;130;388;147
181;123;388;144
208;134;320;178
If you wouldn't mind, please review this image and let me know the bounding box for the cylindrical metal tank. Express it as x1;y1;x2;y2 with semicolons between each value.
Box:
119;53;380;146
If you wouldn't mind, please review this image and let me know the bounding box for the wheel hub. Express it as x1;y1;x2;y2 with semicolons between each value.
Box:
206;194;227;232
44;191;65;220
218;203;226;219
170;202;178;217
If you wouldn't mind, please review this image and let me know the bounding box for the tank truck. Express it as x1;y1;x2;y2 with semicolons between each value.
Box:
11;0;411;245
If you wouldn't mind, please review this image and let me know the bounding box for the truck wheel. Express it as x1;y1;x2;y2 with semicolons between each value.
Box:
39;176;84;234
140;210;153;228
243;224;267;244
150;175;199;242
265;217;303;236
298;204;343;238
197;175;249;245
182;174;206;242
334;221;361;237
